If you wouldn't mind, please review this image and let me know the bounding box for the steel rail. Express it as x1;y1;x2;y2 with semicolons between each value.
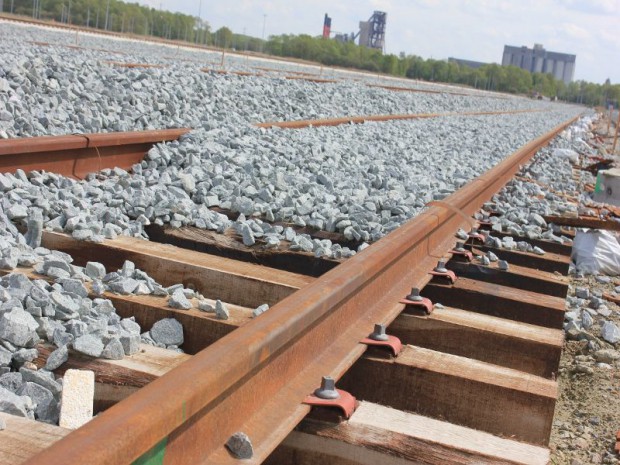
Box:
367;83;511;99
26;115;580;465
255;108;546;129
0;128;190;179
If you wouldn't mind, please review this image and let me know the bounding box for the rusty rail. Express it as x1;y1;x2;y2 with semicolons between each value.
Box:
0;128;190;179
104;61;165;69
26;114;580;465
255;108;546;129
367;83;510;99
201;68;262;77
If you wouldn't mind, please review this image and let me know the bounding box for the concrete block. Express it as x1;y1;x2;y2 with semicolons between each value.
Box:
59;369;94;429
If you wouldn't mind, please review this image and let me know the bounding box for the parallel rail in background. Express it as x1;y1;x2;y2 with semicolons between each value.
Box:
0;128;189;179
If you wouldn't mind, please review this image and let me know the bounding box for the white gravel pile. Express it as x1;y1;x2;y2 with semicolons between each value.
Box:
481;115;596;246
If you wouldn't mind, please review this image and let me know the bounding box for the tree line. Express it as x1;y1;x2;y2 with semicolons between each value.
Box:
264;34;619;108
4;0;617;107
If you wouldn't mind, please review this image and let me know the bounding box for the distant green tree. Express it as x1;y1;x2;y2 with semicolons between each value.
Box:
213;27;233;48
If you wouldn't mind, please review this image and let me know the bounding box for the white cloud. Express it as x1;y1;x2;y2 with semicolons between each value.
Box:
561;22;591;40
562;0;618;15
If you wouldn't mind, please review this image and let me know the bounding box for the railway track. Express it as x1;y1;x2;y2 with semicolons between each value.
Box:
0;112;582;465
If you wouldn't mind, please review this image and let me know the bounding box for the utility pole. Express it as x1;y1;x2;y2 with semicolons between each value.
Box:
104;0;110;30
195;0;202;44
261;14;266;52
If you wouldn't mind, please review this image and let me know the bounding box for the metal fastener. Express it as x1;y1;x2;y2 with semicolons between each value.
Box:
314;376;340;400
405;287;423;302
368;323;389;342
454;241;467;252
434;260;448;274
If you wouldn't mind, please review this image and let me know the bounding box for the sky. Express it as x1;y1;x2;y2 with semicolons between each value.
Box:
138;0;619;84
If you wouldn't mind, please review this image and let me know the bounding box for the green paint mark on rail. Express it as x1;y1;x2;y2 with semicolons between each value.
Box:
132;437;167;465
131;404;187;465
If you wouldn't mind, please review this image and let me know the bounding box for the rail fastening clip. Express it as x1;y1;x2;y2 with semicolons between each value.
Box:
451;241;473;261
360;323;402;356
468;227;486;242
303;376;357;419
429;260;457;283
399;287;433;314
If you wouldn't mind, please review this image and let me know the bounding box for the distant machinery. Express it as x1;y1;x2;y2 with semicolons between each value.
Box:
323;11;386;52
359;11;386;51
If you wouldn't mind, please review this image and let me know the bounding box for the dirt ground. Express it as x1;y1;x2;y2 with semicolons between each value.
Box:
550;117;620;465
550;276;620;464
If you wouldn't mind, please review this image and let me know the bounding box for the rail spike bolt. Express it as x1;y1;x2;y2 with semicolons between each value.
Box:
369;323;389;342
405;287;423;302
434;260;449;274
454;241;467;252
314;376;340;400
468;227;486;242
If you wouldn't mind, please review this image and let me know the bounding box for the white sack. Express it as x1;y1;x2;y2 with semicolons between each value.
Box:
572;229;620;275
553;148;580;164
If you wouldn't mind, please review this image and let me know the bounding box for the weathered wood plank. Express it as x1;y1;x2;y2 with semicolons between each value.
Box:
469;244;570;274
478;229;572;256
33;343;191;412
446;259;569;297
41;231;313;307
33;344;190;387
422;277;565;328
389;307;563;378
107;293;245;354
0;413;69;465
267;402;550;465
543;215;620;231
338;345;557;445
145;224;341;277
0;266;249;355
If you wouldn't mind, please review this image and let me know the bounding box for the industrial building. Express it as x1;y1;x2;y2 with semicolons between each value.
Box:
324;11;386;52
501;44;576;84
